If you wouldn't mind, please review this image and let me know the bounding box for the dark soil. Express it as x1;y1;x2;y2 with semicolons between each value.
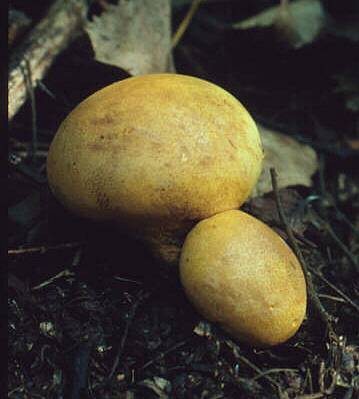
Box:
8;1;359;398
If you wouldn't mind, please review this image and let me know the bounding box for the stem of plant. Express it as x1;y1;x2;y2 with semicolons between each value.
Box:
270;168;333;330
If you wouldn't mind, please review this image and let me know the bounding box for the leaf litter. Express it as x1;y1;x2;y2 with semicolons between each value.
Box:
8;1;359;398
85;0;174;75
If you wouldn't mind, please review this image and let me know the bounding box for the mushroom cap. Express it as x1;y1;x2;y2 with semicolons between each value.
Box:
47;74;263;258
179;209;307;347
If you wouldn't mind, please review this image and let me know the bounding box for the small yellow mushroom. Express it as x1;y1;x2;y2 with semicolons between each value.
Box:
180;209;307;347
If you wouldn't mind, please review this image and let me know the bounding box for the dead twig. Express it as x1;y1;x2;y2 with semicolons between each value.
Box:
318;217;359;274
296;394;324;399
172;0;203;49
141;340;187;370
316;155;359;273
319;361;337;395
251;367;298;381
31;269;75;291
8;241;82;256
107;291;150;383
270;168;333;330
114;276;143;285
8;0;90;120
11;150;48;159
225;339;285;397
303;367;314;394
318;294;346;303
309;266;359;314
333;205;359;240
21;58;38;162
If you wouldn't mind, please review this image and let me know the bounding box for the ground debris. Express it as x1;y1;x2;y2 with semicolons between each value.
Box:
8;1;359;398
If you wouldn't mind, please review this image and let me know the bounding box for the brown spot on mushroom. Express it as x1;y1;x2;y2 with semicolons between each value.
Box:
87;142;124;153
96;192;110;210
227;138;237;149
92;114;114;125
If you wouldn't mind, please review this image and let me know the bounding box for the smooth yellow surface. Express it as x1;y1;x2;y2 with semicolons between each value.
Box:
47;74;263;262
180;210;307;346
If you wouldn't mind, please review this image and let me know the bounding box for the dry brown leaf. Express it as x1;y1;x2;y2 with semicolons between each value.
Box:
251;125;318;198
85;0;174;75
247;188;311;236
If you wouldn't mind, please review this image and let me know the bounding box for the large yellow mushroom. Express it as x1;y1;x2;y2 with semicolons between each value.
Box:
179;209;307;347
47;74;263;265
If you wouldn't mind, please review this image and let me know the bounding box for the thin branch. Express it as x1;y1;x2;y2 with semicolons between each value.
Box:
8;0;90;120
8;241;82;256
22;58;38;162
106;291;150;382
270;168;333;329
316;155;358;273
296;394;324;399
251;367;298;381
141;341;187;370
333;205;359;239
225;339;284;397
172;0;203;49
309;266;359;314
31;269;75;291
318;294;346;303
113;276;143;285
318;217;359;274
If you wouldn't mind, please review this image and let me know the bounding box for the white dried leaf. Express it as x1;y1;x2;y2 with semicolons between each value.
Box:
251;124;318;198
233;0;325;48
139;377;171;398
193;320;213;337
39;321;56;337
86;0;173;75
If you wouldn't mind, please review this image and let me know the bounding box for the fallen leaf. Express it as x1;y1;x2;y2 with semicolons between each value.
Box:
139;377;172;399
233;0;325;48
85;0;174;75
193;320;213;338
39;321;56;337
251;124;318;198
247;188;311;236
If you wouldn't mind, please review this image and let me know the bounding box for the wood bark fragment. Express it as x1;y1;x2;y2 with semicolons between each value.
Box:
8;0;90;121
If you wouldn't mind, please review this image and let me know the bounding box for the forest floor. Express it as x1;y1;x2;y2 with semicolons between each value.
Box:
8;1;359;398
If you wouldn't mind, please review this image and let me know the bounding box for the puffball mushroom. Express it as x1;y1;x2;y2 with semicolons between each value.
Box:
47;74;263;265
179;210;307;347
